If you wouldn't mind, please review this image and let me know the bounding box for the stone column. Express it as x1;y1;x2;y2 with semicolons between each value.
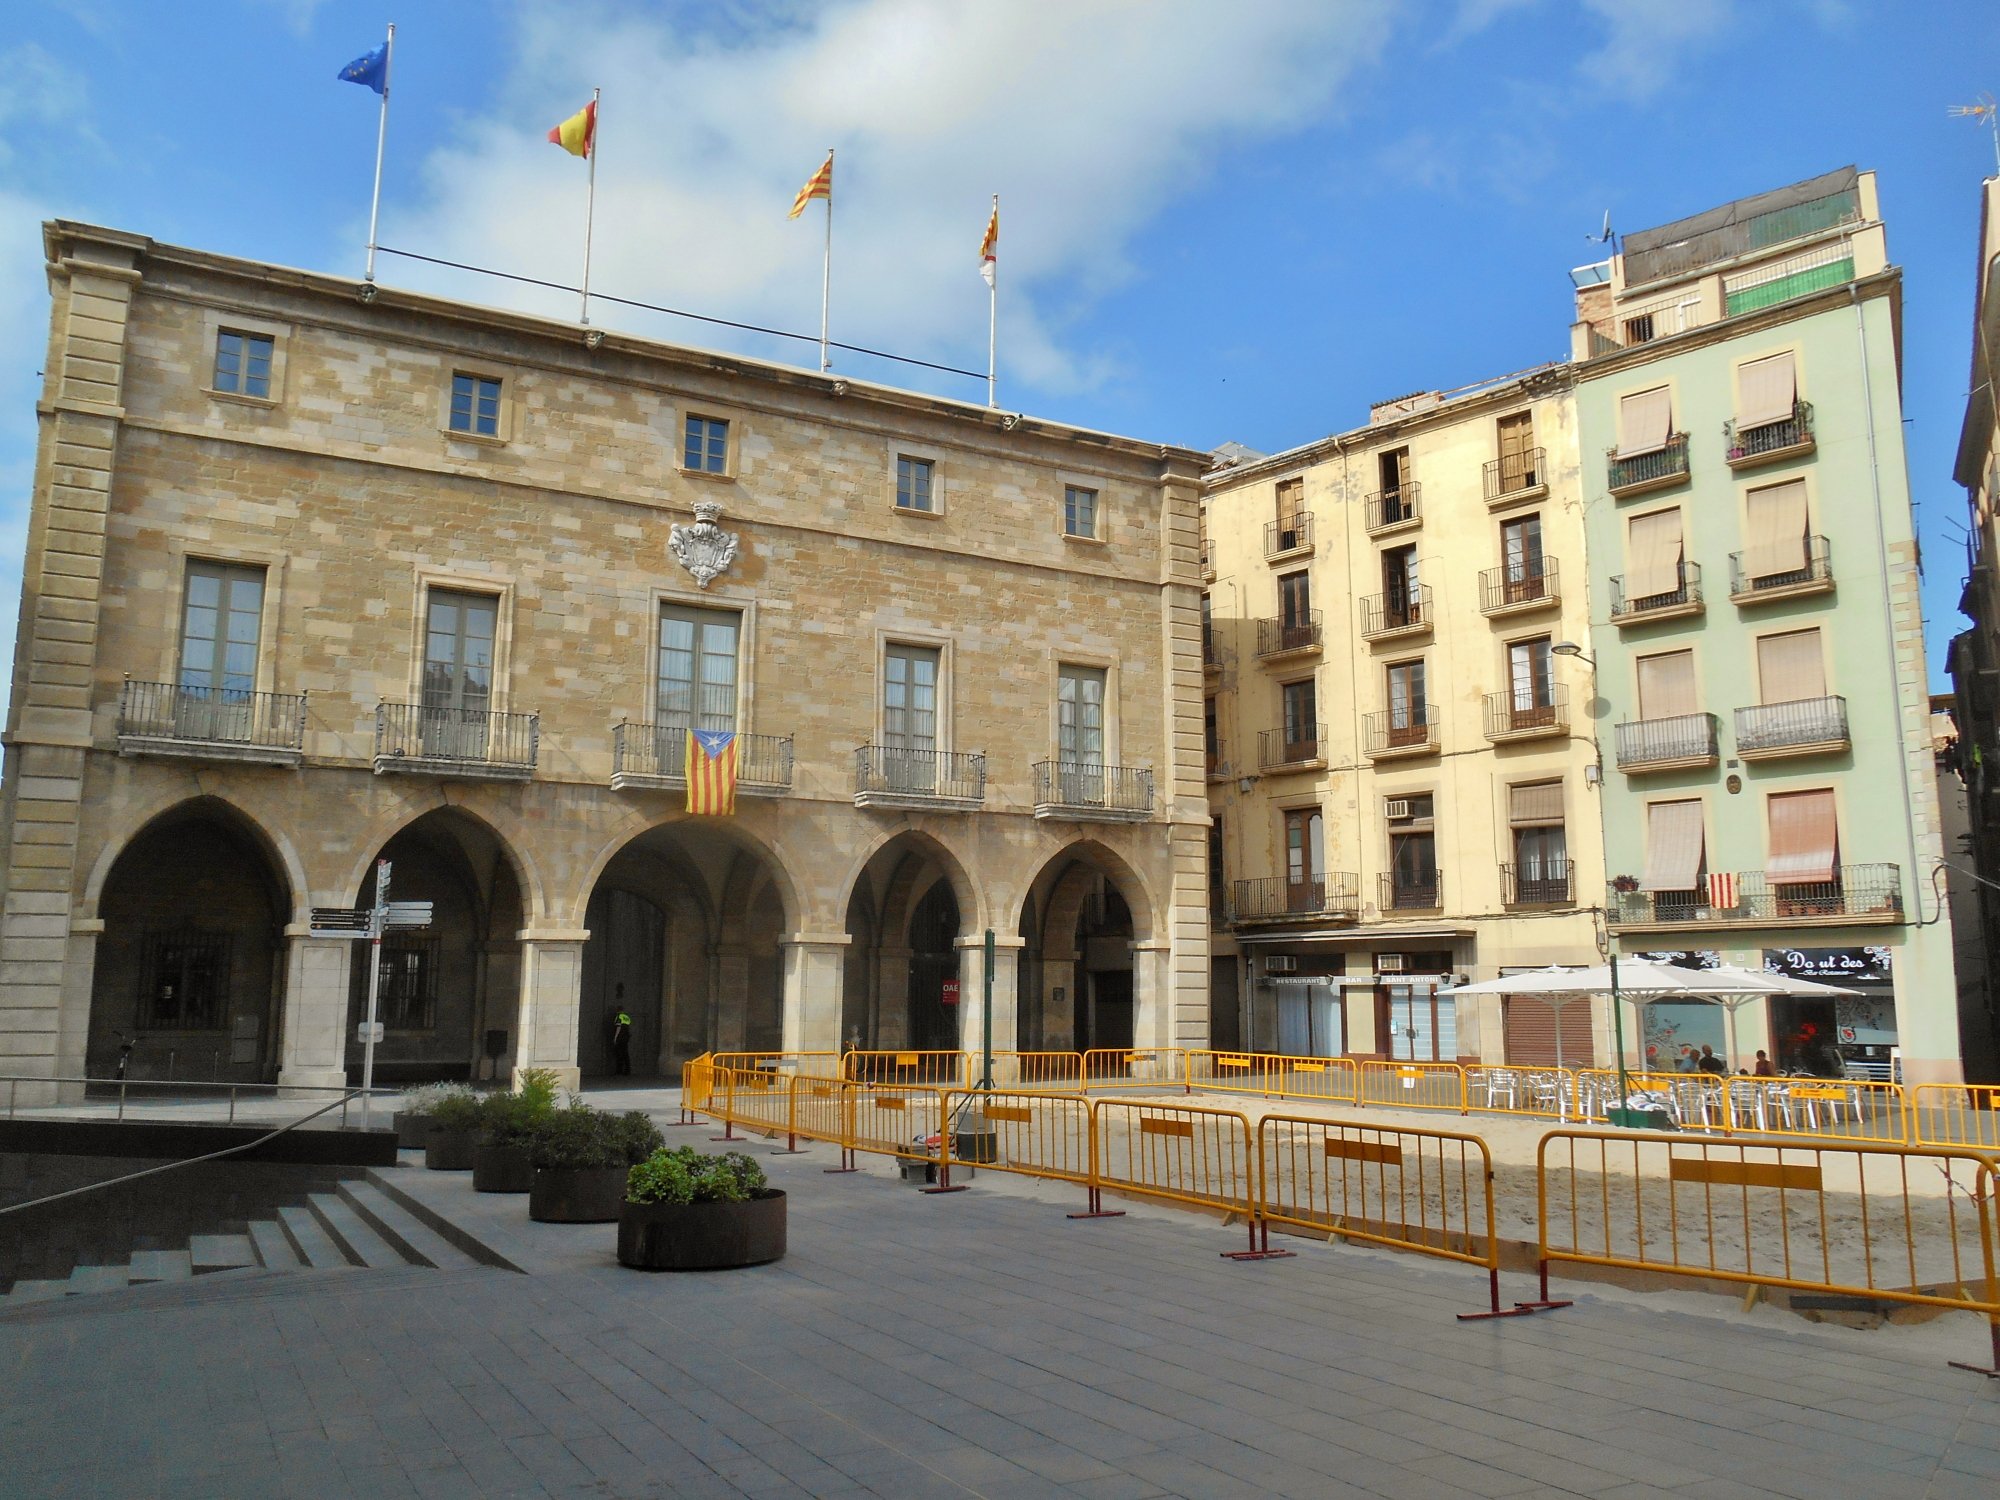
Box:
277;929;352;1093
781;933;849;1059
514;929;586;1092
955;933;1023;1074
1131;940;1172;1048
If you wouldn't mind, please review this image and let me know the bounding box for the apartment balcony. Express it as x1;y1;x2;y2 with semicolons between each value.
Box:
1359;585;1433;644
1256;612;1323;660
1378;871;1443;915
1483;447;1549;509
373;702;538;781
1259;724;1326;772
1606;864;1903;932
1265;512;1314;560
1204;748;1232;784
1233;873;1360;926
1734;696;1850;761
1729;536;1834;605
1365;484;1422;536
853;746;985;811
1502;862;1574;908
1032;760;1155;822
116;680;306;768
1610;561;1703;626
1725;400;1816;470
1606;434;1691;498
1478;560;1560;618
1202;626;1224;676
611;724;794;795
1363;708;1438;760
1614;713;1720;773
1201;538;1215;581
1483;687;1569;744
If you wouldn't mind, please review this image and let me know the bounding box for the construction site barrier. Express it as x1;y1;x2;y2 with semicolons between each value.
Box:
942;1088;1093;1189
1462;1066;1578;1120
1534;1128;2000;1376
710;1051;837;1077
711;1065;792;1141
1258;1111;1526;1317
1187;1050;1359;1105
1358;1061;1468;1113
1088;1099;1285;1257
1912;1084;2000;1152
839;1050;970;1087
987;1051;1086;1091
1082;1047;1189;1092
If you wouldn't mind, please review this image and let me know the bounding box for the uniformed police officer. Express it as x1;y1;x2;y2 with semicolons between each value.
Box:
610;983;633;1076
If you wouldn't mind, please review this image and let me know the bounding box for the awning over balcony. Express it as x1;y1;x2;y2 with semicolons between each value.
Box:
1626;507;1683;599
1617;386;1672;459
1737;351;1797;429
1743;479;1809;580
1767;788;1838;884
1755;630;1824;699
1637;649;1698;718
1641;799;1704;892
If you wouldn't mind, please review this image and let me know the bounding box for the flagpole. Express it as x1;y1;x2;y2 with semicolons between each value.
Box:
580;88;600;324
987;193;998;408
364;24;394;282
820;148;834;372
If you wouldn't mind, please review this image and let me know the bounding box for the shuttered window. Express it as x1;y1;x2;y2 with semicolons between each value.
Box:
1767;789;1838;885
1737;351;1797;428
1509;781;1565;826
1756;629;1825;703
1625;508;1684;599
1641;800;1705;892
1636;650;1699;719
1617;386;1672;458
1743;479;1809;580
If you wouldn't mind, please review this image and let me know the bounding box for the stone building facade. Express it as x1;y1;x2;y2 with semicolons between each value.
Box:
0;222;1211;1096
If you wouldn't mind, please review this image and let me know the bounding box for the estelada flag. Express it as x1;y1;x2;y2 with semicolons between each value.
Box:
979;202;998;288
789;153;833;218
685;728;739;815
548;99;597;158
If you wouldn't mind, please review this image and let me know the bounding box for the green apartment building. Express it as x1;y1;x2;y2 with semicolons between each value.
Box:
1568;167;1960;1085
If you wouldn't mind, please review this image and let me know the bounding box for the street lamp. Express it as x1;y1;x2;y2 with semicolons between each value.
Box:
1551;640;1595;665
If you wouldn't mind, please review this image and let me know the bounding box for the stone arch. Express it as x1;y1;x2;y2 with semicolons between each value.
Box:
836;826;980;937
840;828;978;1054
569;812;803;939
1017;839;1157;1055
335;797;548;927
83;791;309;926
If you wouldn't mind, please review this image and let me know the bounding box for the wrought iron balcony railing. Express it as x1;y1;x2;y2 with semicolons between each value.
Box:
612;724;794;792
1609;560;1702;621
1502;862;1573;907
1360;585;1432;640
1233;873;1360;923
1483;686;1569;741
1729;535;1832;600
117;680;306;764
1379;870;1443;913
1483;447;1547;504
1363;707;1438;757
1256;611;1322;658
1734;696;1849;757
374;702;538;779
1725;400;1816;466
1365;484;1421;533
1259;724;1326;769
1607;864;1903;928
1606;433;1690;495
1478;559;1559;614
1201;538;1214;578
1032;760;1155;820
854;746;985;807
1614;713;1719;770
1265;512;1313;557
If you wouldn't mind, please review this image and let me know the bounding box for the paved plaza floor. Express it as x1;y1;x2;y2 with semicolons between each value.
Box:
2;1093;1998;1499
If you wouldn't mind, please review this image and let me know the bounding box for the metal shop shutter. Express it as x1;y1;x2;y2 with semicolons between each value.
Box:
1501;995;1596;1068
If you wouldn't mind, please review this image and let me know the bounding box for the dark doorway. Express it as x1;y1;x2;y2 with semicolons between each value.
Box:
908;882;961;1050
579;888;666;1077
1088;969;1135;1051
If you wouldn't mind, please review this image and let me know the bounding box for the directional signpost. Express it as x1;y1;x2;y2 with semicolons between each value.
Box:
310;859;432;1131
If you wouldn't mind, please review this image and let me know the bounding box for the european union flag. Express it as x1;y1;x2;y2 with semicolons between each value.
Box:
339;42;388;95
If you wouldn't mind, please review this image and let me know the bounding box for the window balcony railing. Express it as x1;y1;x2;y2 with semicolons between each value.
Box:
1259;724;1326;770
1032;760;1155;822
1203;625;1222;672
1606;434;1690;496
1734;696;1849;759
1478;559;1559;615
1614;713;1720;771
1365;484;1421;534
1503;862;1573;907
116;680;307;767
1265;512;1313;557
374;702;539;781
1204;747;1231;782
1379;870;1443;913
1483;447;1548;506
611;724;795;794
1725;400;1816;468
1360;585;1433;641
1256;611;1323;658
1607;864;1903;929
1363;707;1438;758
854;746;985;809
1609;561;1703;623
1482;686;1569;742
1201;538;1215;579
1729;536;1833;602
1233;873;1360;924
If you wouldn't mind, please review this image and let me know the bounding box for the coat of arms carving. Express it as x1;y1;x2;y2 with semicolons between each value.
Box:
668;501;740;589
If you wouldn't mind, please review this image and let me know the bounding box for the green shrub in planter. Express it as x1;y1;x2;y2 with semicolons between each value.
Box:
472;1070;561;1192
618;1148;784;1269
394;1082;476;1150
626;1147;767;1205
423;1089;489;1170
528;1106;666;1223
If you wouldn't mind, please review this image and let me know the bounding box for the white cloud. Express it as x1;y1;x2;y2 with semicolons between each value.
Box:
383;0;1397;402
1577;0;1734;101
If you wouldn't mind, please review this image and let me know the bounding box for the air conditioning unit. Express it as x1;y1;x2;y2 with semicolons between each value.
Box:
1377;953;1406;973
1384;798;1411;820
1265;955;1298;974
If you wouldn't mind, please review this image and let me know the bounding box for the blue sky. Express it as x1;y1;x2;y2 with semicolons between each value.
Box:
1;0;1995;704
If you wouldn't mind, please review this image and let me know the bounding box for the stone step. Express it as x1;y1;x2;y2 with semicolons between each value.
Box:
126;1249;192;1285
361;1168;525;1273
189;1234;258;1274
276;1205;354;1270
65;1264;130;1295
305;1194;406;1269
246;1219;302;1270
335;1181;480;1271
4;1279;72;1305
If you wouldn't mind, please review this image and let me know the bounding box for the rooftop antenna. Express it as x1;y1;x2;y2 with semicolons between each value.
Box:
1585;209;1614;247
1949;95;2000;174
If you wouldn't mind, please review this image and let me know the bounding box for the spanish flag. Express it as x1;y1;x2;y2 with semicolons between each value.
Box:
979;200;998;288
789;152;833;219
548;99;597;158
685;728;739;815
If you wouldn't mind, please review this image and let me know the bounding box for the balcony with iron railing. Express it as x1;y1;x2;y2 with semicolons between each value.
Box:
1201;538;1215;580
1725;400;1816;469
1734;696;1849;760
1483;686;1569;743
1478;559;1559;616
1614;712;1719;773
1378;870;1442;914
1233;873;1360;925
1363;707;1438;760
1265;512;1313;559
1502;862;1573;907
1259;724;1326;771
1203;623;1223;674
1359;585;1433;643
854;746;985;810
116;679;307;768
1610;560;1703;625
1729;535;1833;604
1483;447;1548;508
611;724;795;795
1032;760;1155;822
1205;744;1232;783
1365;484;1421;536
373;702;539;781
1607;864;1903;930
1256;611;1323;660
1606;433;1690;497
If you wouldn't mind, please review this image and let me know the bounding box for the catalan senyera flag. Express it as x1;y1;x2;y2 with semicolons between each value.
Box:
1707;871;1740;911
789;153;834;219
979;201;998;288
685;728;739;815
548;99;597;158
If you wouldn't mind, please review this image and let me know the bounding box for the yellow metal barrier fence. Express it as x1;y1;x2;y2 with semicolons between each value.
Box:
1358;1061;1468;1113
1912;1084;2000;1152
1462;1066;1577;1121
1573;1068;1911;1144
674;1054;716;1125
1534;1128;2000;1374
840;1050;969;1087
711;1051;837;1077
987;1052;1086;1091
942;1088;1094;1193
1088;1099;1286;1257
1082;1047;1190;1093
1186;1050;1359;1105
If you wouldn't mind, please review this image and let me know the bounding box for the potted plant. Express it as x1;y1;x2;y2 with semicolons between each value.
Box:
472;1070;559;1193
528;1106;664;1223
423;1090;487;1171
617;1147;785;1270
394;1082;474;1150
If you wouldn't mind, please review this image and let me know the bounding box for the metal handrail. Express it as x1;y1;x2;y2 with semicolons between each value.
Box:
119;679;307;751
2;1072;399;1125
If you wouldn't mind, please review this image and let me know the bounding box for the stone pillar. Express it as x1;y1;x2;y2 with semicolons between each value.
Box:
955;933;1023;1072
277;929;352;1092
514;930;586;1092
712;943;750;1051
781;933;849;1058
1344;981;1378;1057
1131;940;1172;1048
